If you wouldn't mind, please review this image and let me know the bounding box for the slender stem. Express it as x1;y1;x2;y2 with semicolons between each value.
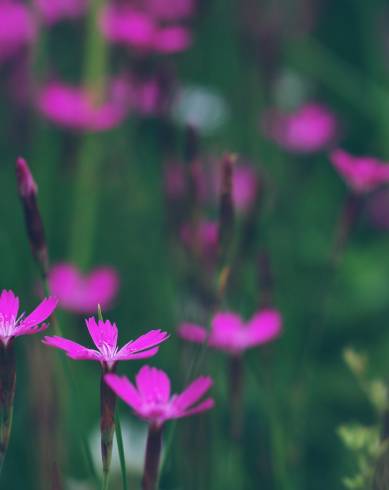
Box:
142;425;163;490
68;0;108;268
0;342;16;475
100;367;116;490
115;411;128;490
229;355;244;441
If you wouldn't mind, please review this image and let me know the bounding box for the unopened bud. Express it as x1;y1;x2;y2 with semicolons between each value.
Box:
16;157;49;278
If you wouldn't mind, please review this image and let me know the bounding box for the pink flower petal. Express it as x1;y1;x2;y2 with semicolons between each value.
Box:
18;297;58;329
153;26;192;54
104;373;142;411
173;376;213;412
43;336;101;361
245;309;282;348
0;290;20;320
116;346;160;360
177;323;207;343
330;149;389;193
136;365;171;404
179;398;215;418
85;317;118;352
117;329;169;359
49;263;119;313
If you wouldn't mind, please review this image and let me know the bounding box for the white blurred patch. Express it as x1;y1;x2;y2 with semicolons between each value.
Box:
273;70;313;110
89;418;148;477
171;85;229;134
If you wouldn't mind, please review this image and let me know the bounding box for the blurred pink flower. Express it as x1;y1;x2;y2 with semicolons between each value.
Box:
34;0;88;25
179;309;282;355
330;149;389;193
100;5;191;54
105;365;214;427
48;263;119;314
180;220;219;259
37;82;129;131
263;103;336;153
146;0;194;20
366;188;389;229
43;317;169;370
164;160;258;213
164;162;187;199
0;290;57;346
0;2;36;62
222;164;258;213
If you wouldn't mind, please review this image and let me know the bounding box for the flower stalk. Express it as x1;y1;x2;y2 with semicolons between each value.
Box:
142;425;163;490
229;355;244;441
0;341;16;473
100;366;116;490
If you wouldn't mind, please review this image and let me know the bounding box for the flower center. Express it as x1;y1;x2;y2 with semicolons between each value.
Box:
0;313;17;340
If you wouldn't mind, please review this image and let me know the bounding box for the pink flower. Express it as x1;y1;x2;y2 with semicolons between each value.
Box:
0;2;36;62
263;103;336;153
34;0;88;25
100;6;191;54
228;164;258;213
105;365;214;428
179;309;282;355
37;81;129;132
43;317;169;370
146;0;194;21
330;149;389;193
0;290;57;347
48;263;119;314
366;189;389;230
180;220;219;260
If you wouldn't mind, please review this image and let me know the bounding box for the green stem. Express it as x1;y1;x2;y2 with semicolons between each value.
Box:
0;342;16;475
68;0;108;268
115;411;128;490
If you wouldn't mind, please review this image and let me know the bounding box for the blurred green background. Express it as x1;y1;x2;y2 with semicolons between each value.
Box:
2;0;389;489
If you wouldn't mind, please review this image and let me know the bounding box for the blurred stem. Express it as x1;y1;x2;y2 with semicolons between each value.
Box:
142;425;163;490
229;356;244;441
0;342;16;475
332;192;363;265
247;363;290;490
69;0;108;268
115;411;128;490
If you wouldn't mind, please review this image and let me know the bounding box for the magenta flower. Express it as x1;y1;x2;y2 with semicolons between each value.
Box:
48;263;119;314
34;0;88;25
0;290;57;347
179;309;282;355
222;164;258;214
263;103;336;153
37;81;129;132
0;2;36;62
180;219;219;261
43;317;169;370
330;149;389;193
105;366;214;428
100;5;191;54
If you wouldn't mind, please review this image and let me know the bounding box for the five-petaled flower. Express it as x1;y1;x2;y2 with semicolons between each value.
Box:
43;317;169;370
105;365;214;428
178;309;282;356
0;290;57;347
330;149;389;193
